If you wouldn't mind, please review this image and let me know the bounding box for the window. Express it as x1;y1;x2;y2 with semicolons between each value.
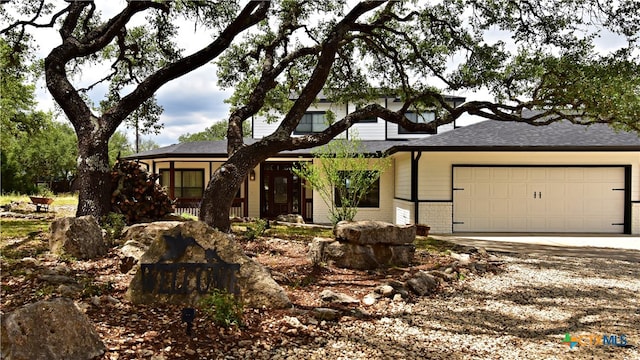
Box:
398;111;436;134
160;169;204;198
334;171;380;208
294;112;328;134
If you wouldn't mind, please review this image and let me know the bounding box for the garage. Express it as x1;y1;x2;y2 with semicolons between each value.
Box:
453;166;627;233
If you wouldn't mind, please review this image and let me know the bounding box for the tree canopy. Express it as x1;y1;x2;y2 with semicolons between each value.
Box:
2;0;638;227
179;120;251;143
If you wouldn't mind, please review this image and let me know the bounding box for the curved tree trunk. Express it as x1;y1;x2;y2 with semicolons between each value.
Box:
75;132;112;221
200;144;272;232
199;164;244;232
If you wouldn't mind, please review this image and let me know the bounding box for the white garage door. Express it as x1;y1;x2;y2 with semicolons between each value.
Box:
453;167;625;233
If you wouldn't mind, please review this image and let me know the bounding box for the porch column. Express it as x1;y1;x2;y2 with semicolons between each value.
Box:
169;161;175;199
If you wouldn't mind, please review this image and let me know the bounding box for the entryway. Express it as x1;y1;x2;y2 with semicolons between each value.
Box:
260;162;311;221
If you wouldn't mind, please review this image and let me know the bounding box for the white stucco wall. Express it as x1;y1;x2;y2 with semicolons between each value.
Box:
312;158;395;224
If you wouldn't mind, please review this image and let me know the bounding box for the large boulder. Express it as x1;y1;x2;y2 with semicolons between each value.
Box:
49;216;108;259
127;221;291;309
1;298;105;360
118;221;184;273
308;237;415;270
334;220;416;245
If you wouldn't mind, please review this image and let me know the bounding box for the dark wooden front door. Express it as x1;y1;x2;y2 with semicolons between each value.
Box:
261;163;302;219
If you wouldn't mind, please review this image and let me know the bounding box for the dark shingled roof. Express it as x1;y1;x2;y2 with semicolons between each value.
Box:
126;120;639;160
125;139;410;159
388;120;640;153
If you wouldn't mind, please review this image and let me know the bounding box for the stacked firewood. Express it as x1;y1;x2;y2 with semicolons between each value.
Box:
110;158;174;224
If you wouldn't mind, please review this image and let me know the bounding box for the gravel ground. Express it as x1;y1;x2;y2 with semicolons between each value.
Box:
257;252;639;360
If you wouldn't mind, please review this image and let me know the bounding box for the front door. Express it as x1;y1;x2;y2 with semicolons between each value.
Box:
261;163;302;219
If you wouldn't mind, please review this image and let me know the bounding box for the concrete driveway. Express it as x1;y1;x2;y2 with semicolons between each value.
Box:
435;233;640;263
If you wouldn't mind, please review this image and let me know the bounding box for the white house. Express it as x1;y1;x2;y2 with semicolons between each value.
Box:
127;96;640;235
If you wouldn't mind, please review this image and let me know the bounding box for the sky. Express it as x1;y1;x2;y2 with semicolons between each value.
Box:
16;1;633;148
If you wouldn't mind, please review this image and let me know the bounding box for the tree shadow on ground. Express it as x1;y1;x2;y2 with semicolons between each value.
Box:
333;254;639;359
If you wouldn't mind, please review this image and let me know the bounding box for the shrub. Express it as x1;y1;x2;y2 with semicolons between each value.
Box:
101;212;126;242
245;218;267;240
198;288;244;328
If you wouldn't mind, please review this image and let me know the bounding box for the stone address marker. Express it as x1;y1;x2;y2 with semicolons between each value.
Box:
127;221;290;309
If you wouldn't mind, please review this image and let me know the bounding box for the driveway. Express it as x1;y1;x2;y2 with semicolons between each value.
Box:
436;234;640;263
264;235;640;359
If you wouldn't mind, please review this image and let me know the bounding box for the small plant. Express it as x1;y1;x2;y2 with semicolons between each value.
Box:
58;253;77;263
81;279;114;298
198;288;244;328
101;212;126;242
180;213;198;221
35;285;56;299
36;184;54;198
245;218;267;241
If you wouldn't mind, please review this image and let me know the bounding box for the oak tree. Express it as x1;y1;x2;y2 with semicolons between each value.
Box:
1;0;270;219
2;1;638;231
201;0;639;231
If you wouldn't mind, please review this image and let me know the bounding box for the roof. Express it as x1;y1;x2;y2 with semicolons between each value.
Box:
125;138;410;160
127;120;639;160
388;120;640;153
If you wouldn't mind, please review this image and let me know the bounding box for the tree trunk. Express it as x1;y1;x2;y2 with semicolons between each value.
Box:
75;133;112;221
200;145;269;232
199;164;251;232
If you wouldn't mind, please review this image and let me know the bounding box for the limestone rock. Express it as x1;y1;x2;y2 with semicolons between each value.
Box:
49;216;108;259
310;307;342;321
1;298;105;360
430;270;457;282
334;220;416;245
450;252;471;264
121;221;183;249
308;237;414;270
118;222;183;273
276;214;305;224
375;285;395;297
126;221;290;309
320;289;359;304
407;271;438;296
362;293;380;305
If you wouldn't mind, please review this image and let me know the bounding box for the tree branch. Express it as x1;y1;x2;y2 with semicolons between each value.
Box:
104;1;270;134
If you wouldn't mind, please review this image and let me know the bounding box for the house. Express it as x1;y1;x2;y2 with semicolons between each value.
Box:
387;120;640;235
126;96;640;235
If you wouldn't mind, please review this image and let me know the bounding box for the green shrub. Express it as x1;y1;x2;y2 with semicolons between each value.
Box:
245;218;267;240
101;212;126;242
36;184;54;197
180;213;198;221
198;288;244;328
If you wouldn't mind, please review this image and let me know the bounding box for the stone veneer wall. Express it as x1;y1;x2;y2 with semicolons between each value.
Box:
418;202;453;234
